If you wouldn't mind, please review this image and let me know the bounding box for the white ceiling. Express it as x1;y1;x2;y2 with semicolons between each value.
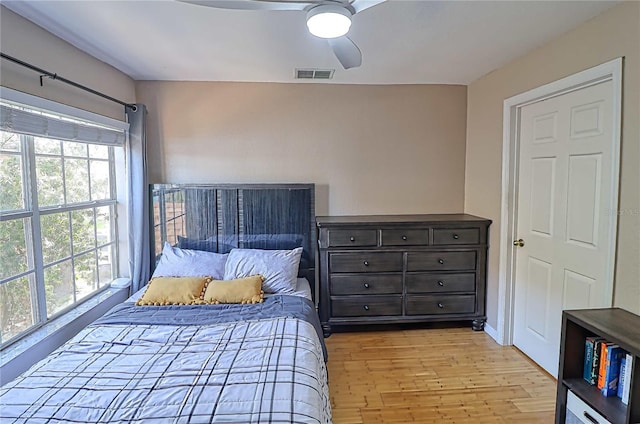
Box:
3;0;617;85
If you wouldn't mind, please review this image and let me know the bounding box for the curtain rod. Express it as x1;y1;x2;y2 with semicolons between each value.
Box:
1;52;137;112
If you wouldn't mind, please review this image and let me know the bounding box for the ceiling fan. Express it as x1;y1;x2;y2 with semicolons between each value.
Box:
178;0;387;69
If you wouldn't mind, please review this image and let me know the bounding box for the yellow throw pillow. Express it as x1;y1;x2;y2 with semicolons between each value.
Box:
136;276;211;306
202;275;264;304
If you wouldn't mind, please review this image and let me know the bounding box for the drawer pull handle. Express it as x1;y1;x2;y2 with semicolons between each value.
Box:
350;237;355;242
453;234;459;240
363;261;369;266
402;235;407;241
363;283;370;289
438;281;444;287
582;412;599;424
363;305;370;311
437;303;444;309
438;259;445;265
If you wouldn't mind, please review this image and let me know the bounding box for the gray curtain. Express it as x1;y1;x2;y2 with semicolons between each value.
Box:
125;104;150;292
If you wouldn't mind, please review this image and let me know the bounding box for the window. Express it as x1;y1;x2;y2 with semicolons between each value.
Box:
0;92;128;346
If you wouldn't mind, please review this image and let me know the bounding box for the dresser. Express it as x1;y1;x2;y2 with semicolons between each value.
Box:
317;214;491;336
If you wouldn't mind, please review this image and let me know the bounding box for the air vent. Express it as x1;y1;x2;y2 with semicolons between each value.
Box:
295;68;335;80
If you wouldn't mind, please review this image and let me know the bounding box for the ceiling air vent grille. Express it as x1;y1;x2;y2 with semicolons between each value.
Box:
295;68;335;80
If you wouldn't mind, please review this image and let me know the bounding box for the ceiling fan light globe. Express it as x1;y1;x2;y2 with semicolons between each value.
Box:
306;5;352;39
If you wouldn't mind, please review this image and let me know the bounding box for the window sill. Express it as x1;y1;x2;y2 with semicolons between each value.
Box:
0;280;130;385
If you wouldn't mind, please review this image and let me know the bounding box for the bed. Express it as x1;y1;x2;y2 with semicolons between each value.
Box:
0;184;331;423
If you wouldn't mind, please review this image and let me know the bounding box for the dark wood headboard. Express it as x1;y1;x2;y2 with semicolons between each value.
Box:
149;183;316;300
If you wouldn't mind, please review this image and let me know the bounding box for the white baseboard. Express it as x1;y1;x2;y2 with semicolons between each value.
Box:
484;323;500;344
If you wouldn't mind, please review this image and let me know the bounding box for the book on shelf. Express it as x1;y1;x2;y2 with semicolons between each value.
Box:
584;336;604;383
598;343;623;397
589;338;606;386
622;353;633;405
618;355;627;399
597;341;613;390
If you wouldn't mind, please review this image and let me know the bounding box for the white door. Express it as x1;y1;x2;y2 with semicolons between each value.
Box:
513;80;616;377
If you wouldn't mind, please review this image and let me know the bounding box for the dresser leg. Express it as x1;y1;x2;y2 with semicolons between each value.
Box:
322;324;332;338
472;319;486;331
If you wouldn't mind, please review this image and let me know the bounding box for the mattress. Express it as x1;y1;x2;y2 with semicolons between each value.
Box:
0;294;330;423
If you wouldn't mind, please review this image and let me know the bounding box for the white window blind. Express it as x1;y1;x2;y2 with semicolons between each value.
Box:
0;102;126;146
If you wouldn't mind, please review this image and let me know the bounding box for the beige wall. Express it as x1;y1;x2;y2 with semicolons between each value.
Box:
137;82;467;215
0;6;135;120
465;1;640;329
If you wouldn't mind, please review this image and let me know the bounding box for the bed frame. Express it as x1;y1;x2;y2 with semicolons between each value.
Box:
149;183;316;301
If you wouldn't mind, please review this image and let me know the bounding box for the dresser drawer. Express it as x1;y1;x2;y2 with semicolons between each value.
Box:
330;252;403;273
332;296;402;317
330;274;402;295
328;229;377;247
406;273;475;294
381;229;429;246
406;294;475;315
433;228;480;245
406;251;476;271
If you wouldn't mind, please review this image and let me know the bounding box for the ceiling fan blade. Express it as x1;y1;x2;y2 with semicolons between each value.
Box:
178;0;309;11
350;0;385;14
328;36;362;69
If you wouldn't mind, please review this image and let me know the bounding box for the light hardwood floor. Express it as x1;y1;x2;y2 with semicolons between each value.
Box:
325;325;557;423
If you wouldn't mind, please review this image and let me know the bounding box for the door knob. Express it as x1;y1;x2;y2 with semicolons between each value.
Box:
513;239;525;247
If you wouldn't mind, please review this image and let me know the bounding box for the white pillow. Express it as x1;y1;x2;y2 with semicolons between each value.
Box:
152;242;228;280
223;247;303;294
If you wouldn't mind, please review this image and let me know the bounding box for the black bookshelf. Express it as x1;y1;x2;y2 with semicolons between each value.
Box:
556;308;640;424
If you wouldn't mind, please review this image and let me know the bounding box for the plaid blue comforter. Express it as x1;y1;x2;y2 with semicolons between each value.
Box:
0;296;331;423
